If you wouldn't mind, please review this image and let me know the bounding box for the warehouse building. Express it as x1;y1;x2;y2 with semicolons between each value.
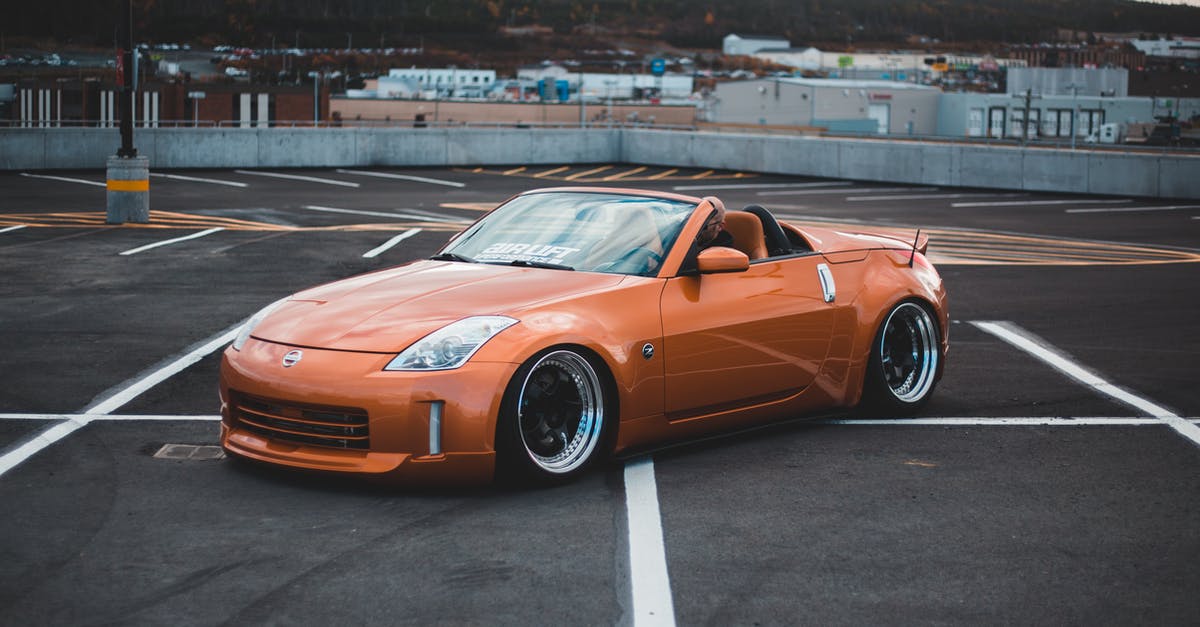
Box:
711;77;939;134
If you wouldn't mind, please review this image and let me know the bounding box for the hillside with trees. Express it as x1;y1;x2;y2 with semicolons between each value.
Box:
8;0;1199;51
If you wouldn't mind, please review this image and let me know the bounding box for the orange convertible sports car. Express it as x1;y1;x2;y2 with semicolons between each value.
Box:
219;187;948;484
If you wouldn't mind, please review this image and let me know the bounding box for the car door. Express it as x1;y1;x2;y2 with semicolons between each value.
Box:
659;254;836;421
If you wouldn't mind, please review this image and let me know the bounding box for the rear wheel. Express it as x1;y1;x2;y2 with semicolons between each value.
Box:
861;301;941;415
497;348;610;484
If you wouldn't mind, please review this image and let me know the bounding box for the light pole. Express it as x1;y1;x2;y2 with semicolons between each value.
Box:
1065;82;1082;150
308;71;332;126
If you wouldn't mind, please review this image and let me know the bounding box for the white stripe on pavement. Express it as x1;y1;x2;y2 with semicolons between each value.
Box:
759;187;935;197
234;169;360;187
119;227;224;256
0;225;28;234
625;457;676;627
20;172;106;187
952;199;1131;208
1065;204;1200;214
0;414;222;421
335;169;466;187
302;205;467;224
392;208;472;223
971;320;1200;448
816;417;1184;426
674;181;851;191
363;228;423;258
150;172;249;188
4;413;1192;426
847;193;1025;202
0;322;244;479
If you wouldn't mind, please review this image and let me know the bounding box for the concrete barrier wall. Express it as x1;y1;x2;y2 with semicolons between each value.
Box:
621;130;1199;199
1;127;1195;198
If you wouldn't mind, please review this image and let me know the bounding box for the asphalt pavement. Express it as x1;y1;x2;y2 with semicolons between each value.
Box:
1;163;1197;625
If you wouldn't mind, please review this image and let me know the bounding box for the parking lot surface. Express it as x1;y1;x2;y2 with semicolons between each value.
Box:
1;164;1197;624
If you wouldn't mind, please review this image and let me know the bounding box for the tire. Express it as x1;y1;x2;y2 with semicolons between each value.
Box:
860;301;941;415
497;348;611;484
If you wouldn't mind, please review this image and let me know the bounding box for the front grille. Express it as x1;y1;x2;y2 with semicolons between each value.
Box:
232;393;370;450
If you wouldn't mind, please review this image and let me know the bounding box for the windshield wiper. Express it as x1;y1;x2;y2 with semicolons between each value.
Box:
509;259;575;271
430;252;477;263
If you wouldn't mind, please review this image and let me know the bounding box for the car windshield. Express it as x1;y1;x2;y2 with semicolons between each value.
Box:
439;191;696;276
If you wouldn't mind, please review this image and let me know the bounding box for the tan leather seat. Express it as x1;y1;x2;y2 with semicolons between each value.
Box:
722;211;769;260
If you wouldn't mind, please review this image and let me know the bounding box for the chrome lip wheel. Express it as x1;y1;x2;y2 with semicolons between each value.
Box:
879;302;939;403
517;350;604;474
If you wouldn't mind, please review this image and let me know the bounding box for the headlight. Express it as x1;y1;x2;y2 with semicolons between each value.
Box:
232;298;288;351
385;316;518;371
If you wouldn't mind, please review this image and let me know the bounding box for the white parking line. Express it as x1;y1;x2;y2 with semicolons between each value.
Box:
392;208;473;224
1065;205;1200;215
119;227;224;256
0;414;221;421
972;321;1200;447
624;457;676;627
150;173;249;188
335;169;466;188
0;322;243;479
818;417;1185;426
20;172;106;187
847;193;1025;202
234;169;360;188
952;199;1131;208
362;228;423;258
759;186;935;197
301;205;467;224
673;181;851;192
5;413;1192;426
0;225;28;234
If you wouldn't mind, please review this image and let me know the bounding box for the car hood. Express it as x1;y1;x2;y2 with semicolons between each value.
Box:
251;260;627;352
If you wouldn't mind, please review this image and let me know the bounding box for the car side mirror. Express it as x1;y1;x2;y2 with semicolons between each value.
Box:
696;247;749;274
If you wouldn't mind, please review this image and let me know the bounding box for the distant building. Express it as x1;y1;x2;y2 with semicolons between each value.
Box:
755;47;1025;79
936;91;1200;139
1007;67;1128;98
1129;38;1200;59
386;68;497;98
711;77;939;134
723;34;790;56
518;65;694;101
1006;44;1146;70
4;78;327;127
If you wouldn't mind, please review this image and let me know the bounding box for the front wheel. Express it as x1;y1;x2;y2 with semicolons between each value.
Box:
497;348;611;484
860;301;941;415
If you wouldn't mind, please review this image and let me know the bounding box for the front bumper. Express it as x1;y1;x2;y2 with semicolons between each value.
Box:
219;338;519;484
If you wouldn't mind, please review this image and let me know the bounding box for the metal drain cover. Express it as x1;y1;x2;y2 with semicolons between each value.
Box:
153;444;226;461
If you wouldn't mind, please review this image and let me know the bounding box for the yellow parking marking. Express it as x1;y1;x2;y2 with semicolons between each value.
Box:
787;219;1200;266
440;202;497;212
603;166;648;181
453;165;757;182
0;211;464;233
106;179;150;192
10;209;1182;265
533;166;570;178
564;165;614;181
